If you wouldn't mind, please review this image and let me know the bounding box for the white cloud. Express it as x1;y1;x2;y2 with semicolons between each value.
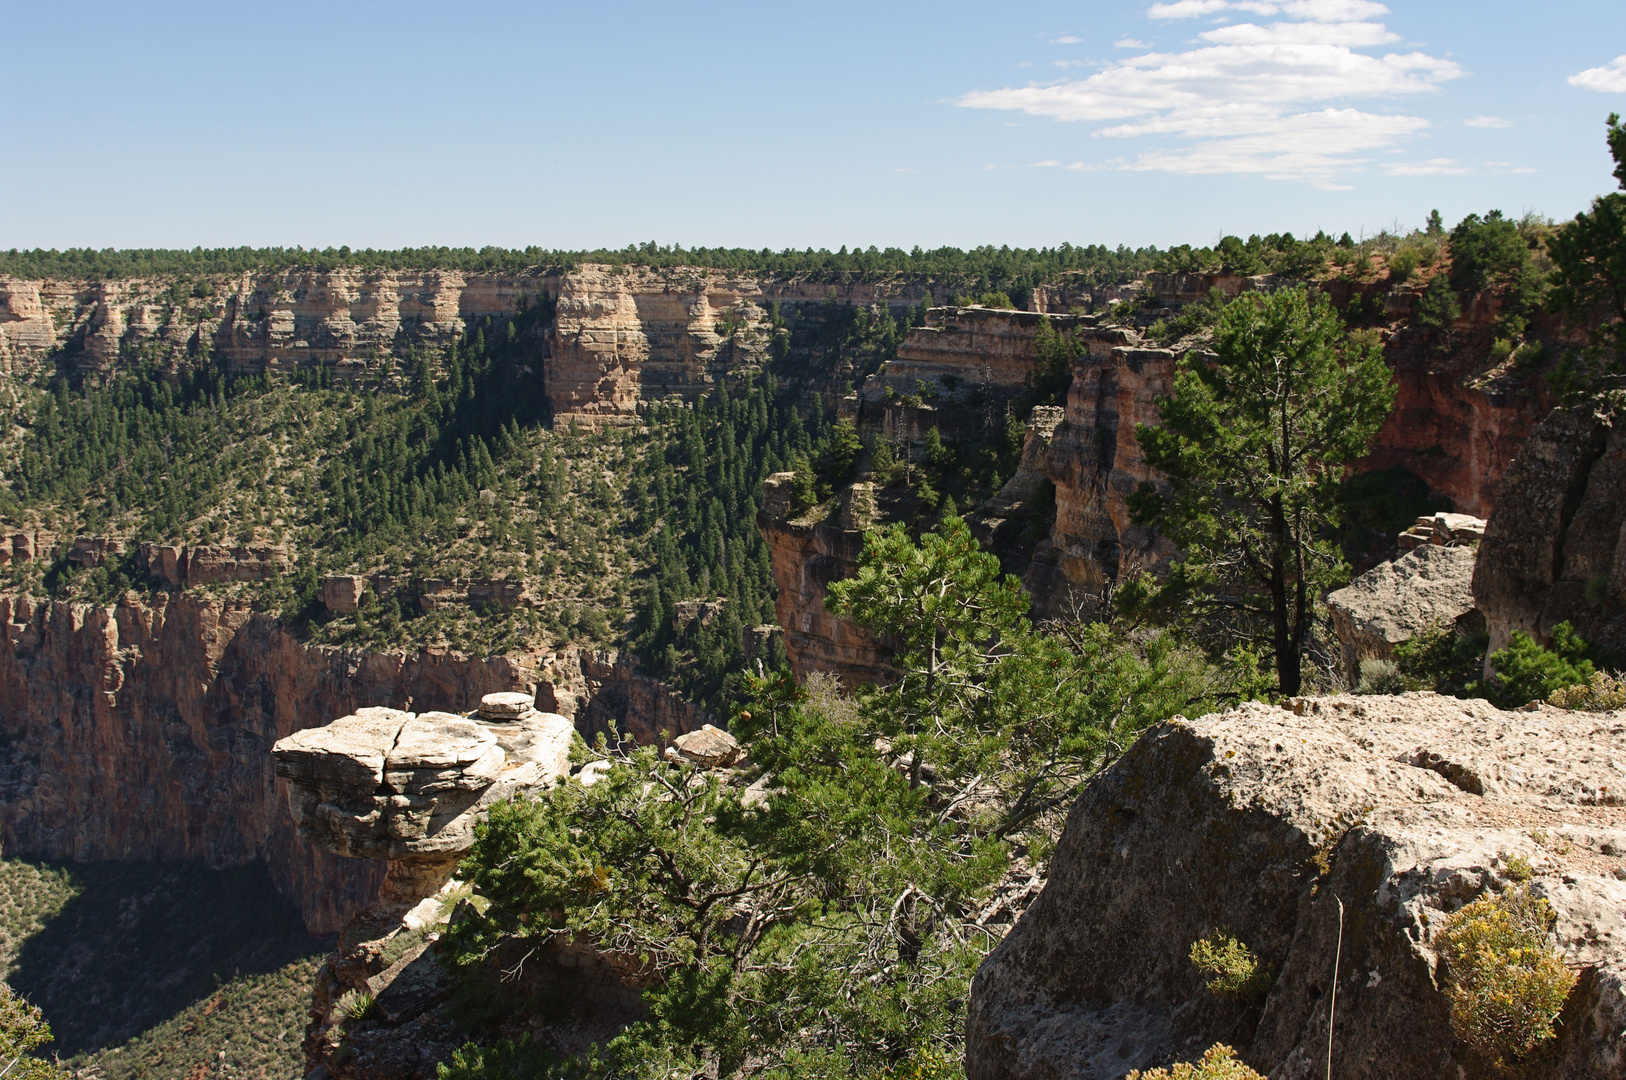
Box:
957;3;1459;183
1149;0;1388;19
1031;160;1063;167
1148;0;1231;19
1199;20;1398;46
1464;114;1513;129
1382;157;1469;176
1570;55;1626;93
1115;38;1152;49
1052;35;1083;44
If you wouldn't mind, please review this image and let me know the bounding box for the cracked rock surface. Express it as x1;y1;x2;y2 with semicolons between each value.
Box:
966;693;1626;1080
273;705;574;861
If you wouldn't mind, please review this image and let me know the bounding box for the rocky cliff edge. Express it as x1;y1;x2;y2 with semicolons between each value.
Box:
967;694;1626;1080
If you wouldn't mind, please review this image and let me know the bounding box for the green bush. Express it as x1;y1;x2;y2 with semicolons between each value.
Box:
1394;622;1488;697
1548;669;1626;711
1356;657;1406;695
1189;932;1272;1003
1126;1044;1264;1080
1478;622;1593;707
1435;886;1577;1068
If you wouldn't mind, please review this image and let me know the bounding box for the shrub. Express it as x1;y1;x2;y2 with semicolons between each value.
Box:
1395;622;1487;697
1126;1044;1265;1079
1434;886;1577;1068
0;983;68;1080
339;989;376;1022
1189;932;1272;1002
1479;622;1593;707
1549;669;1626;711
1356;657;1406;695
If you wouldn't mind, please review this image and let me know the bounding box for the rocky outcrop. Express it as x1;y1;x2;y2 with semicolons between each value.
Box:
0;591;545;934
536;646;713;748
756;473;896;688
275;696;577;1080
1473;392;1626;663
138;541;292;586
1326;544;1479;675
1027;345;1182;617
967;693;1626;1080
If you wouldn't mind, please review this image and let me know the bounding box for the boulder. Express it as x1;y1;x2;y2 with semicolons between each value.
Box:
321;574;366;613
273;706;574;863
669;724;743;768
966;694;1626;1080
1326;544;1478;676
476;690;535;720
1473;392;1626;663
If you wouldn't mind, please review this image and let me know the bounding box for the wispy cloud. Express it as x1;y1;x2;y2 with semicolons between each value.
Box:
957;1;1459;185
1570;55;1626;93
1051;35;1083;45
1115;38;1151;49
1382;157;1468;176
1464;115;1513;129
1149;0;1390;20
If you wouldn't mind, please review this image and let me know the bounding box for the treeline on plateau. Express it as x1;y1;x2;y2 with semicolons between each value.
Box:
0;241;1159;292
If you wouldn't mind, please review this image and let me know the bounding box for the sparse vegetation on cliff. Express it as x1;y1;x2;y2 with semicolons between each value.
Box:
444;516;1255;1077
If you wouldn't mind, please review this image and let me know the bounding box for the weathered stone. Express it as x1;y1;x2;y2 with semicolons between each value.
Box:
476;690;534;720
322;574;366;613
966;694;1626;1080
1326;544;1478;675
273;707;574;863
669;724;743;768
672;598;728;627
1473;392;1626;663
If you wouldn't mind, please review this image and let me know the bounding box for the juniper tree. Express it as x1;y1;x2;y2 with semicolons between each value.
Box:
1128;287;1395;695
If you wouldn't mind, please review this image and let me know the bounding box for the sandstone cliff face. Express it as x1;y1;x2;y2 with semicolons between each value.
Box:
0;270;559;377
756;473;895;688
0;591;544;934
968;694;1626;1079
1029;345;1182;616
547;265;770;427
1472;392;1626;661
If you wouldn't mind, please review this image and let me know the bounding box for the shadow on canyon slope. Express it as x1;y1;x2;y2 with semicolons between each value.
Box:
7;858;329;1056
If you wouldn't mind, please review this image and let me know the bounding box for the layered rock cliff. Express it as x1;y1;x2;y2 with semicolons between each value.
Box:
0;591;544;934
1473;391;1626;662
967;693;1626;1079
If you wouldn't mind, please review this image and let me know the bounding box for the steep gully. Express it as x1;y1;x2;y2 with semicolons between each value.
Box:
0;264;1555;933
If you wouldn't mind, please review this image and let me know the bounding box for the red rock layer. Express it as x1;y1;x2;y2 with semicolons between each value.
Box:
0;592;543;934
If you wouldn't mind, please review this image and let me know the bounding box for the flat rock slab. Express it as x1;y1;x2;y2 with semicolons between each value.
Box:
273;708;576;861
966;694;1626;1080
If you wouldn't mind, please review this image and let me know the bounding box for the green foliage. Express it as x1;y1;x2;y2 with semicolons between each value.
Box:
1147;288;1229;344
1128;287;1397;694
1394;622;1489;697
1355;657;1405;695
1435;886;1577;1068
1126;1044;1265;1080
1549;113;1626;383
0;243;1160;297
1416;274;1463;350
1449;211;1534;294
451;518;1250;1076
1478;622;1594;707
1158;232;1333;278
1548;668;1626;710
1030;315;1081;404
0;985;67;1080
1189;932;1272;1003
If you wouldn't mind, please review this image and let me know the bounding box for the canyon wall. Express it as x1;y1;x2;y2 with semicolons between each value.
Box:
0;591;545;934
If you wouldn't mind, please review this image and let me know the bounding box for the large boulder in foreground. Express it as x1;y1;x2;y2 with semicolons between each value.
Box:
966;694;1626;1080
1473;391;1626;663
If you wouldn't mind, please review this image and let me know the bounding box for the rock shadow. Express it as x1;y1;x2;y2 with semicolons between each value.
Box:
8;858;328;1055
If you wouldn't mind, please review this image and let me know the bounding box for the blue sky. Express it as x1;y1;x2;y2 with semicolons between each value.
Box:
2;1;1624;252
